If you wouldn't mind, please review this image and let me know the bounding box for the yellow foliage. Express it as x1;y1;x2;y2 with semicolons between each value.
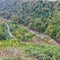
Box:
34;27;36;30
48;39;54;43
0;41;3;45
16;34;23;39
36;34;40;38
26;42;32;45
13;43;18;47
9;40;12;44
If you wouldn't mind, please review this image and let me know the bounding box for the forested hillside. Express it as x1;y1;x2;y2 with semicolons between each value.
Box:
0;0;60;42
0;0;60;60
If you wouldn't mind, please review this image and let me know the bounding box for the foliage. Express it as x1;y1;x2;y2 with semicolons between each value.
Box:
0;1;60;42
0;39;60;60
0;22;10;40
0;0;60;60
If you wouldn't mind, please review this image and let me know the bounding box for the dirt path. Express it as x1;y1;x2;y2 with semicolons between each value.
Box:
1;19;60;46
5;23;15;38
26;27;60;46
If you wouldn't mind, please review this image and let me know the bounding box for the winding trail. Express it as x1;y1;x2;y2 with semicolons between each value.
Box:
0;19;14;38
5;22;60;46
5;23;14;38
1;19;59;46
29;29;46;39
26;27;60;46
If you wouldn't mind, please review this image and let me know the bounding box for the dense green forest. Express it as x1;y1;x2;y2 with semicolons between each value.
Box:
0;0;60;60
0;0;60;42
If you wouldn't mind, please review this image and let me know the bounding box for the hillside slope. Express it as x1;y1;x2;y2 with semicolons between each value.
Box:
0;0;60;60
0;0;60;43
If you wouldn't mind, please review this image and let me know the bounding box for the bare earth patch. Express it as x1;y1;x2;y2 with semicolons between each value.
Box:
0;48;37;60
